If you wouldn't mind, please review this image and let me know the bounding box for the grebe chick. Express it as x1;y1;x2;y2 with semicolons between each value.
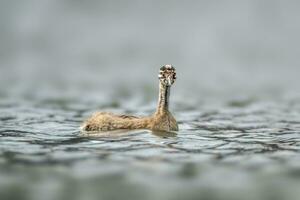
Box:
81;65;178;132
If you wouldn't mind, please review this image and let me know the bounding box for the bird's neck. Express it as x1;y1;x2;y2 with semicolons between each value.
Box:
156;82;171;114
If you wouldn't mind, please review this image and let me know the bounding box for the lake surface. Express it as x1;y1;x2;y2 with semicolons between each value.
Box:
0;93;300;200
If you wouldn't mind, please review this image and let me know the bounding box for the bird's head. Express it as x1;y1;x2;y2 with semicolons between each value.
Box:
158;64;176;86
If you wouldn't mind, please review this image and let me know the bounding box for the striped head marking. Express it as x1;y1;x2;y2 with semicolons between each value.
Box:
158;64;176;86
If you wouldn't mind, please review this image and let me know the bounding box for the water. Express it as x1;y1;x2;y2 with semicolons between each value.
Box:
1;1;300;200
0;94;300;200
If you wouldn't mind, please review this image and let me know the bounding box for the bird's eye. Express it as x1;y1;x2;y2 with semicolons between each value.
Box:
158;73;165;79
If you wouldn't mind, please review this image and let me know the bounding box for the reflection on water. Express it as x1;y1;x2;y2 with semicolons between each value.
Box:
0;96;300;200
151;130;177;138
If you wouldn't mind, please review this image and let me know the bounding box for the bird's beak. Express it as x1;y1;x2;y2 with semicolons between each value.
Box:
167;76;172;86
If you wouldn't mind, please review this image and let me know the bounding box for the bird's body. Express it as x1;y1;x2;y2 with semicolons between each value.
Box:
82;112;152;131
82;111;178;132
81;65;178;132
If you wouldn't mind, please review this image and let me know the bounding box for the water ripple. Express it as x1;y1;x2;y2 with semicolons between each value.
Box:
0;97;300;200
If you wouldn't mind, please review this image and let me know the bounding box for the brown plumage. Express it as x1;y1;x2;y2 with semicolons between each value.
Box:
81;65;178;132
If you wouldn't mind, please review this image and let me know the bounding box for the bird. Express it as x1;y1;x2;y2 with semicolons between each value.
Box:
81;64;178;132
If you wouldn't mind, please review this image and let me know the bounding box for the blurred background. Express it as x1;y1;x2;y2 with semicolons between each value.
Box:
1;0;300;100
1;1;300;200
